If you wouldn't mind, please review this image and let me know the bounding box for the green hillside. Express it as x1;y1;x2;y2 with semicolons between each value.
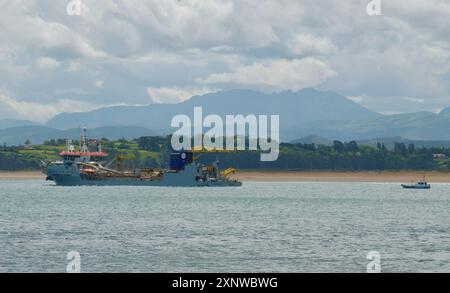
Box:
2;136;450;172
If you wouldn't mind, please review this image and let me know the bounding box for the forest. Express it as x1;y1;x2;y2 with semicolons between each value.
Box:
1;136;450;171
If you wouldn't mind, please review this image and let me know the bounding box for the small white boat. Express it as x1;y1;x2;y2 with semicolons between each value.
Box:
401;177;430;189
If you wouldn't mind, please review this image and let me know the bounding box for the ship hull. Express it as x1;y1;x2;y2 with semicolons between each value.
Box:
46;164;242;187
401;184;430;189
50;176;242;187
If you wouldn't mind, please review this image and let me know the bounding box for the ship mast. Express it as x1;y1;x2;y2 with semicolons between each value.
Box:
80;127;89;153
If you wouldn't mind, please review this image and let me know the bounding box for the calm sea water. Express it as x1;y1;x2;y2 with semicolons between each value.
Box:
1;180;450;273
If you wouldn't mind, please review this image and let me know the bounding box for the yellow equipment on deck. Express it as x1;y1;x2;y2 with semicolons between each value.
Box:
191;146;236;153
221;168;237;177
191;147;238;177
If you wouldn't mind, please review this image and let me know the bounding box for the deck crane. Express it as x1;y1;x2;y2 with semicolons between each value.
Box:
190;147;238;178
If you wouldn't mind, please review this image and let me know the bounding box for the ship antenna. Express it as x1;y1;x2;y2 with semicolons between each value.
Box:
80;127;89;153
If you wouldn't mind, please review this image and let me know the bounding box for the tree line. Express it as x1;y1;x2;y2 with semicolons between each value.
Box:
1;136;450;171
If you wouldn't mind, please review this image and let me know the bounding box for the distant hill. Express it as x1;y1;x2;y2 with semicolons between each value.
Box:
5;89;450;142
357;137;450;150
290;135;333;146
0;126;157;146
289;135;450;150
0;119;41;129
288;111;450;141
46;89;380;138
439;107;450;117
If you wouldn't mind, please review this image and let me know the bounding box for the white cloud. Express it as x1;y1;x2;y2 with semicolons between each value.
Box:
64;61;81;73
35;57;61;69
94;79;105;88
0;0;450;118
287;34;337;56
421;44;450;76
402;97;426;104
0;93;104;123
197;58;337;92
348;96;364;103
1;6;108;60
147;87;215;104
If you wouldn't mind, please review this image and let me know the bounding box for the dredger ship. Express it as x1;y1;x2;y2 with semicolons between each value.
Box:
43;129;241;187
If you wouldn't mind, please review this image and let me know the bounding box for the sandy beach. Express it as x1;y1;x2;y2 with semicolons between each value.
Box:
1;170;450;183
0;171;45;180
233;170;450;183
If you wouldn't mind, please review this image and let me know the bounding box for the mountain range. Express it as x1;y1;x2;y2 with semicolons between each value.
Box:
0;119;41;129
46;89;379;134
1;88;450;145
0;126;156;145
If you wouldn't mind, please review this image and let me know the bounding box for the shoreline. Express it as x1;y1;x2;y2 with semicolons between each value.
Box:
233;170;450;183
1;170;450;183
0;171;45;180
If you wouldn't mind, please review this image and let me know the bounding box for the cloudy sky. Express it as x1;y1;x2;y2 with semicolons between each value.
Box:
0;0;449;122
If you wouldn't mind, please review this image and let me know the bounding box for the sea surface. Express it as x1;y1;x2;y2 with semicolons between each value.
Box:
1;180;450;273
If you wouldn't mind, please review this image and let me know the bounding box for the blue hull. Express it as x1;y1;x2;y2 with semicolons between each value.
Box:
46;164;242;187
50;175;242;187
